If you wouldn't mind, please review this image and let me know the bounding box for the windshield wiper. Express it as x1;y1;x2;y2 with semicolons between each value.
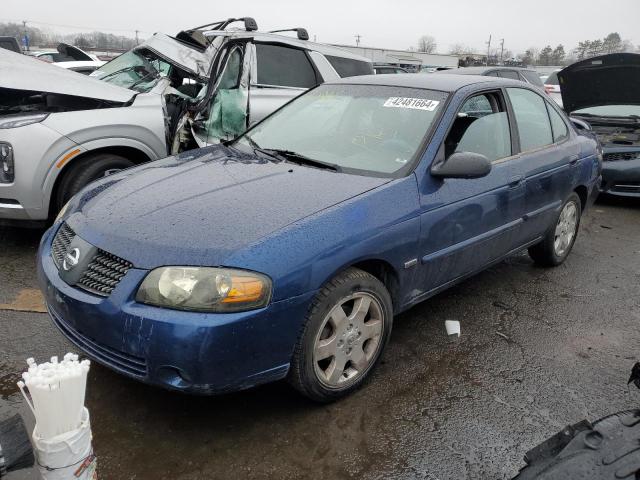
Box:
257;149;340;172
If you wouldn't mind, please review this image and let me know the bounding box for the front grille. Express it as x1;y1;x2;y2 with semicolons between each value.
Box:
49;307;147;377
50;222;133;297
77;250;133;297
51;223;75;269
604;152;640;162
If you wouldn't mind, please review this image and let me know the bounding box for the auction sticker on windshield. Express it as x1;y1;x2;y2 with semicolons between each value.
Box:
383;97;440;111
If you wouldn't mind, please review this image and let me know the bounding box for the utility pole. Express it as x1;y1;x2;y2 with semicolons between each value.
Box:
486;34;491;65
499;38;504;64
135;30;140;45
355;34;361;47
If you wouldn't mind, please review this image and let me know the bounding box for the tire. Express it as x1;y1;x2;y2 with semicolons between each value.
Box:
513;410;640;479
528;192;582;267
288;267;393;402
53;153;135;214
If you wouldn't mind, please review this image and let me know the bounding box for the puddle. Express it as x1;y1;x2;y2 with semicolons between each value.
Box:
0;364;22;400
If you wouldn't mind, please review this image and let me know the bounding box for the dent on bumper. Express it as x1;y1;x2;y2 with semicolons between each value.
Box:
37;229;315;394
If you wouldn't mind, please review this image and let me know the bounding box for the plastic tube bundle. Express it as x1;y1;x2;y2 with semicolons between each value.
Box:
17;353;90;440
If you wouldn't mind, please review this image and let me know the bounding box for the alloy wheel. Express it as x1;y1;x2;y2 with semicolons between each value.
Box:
313;292;384;388
554;201;578;257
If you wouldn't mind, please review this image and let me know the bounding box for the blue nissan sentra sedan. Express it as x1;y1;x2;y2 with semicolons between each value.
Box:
38;74;601;402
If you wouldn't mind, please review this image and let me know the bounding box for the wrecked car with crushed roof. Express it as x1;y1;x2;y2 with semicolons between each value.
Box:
0;17;372;225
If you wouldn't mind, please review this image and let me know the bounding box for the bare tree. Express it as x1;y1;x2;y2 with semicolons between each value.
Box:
448;43;471;55
417;35;437;53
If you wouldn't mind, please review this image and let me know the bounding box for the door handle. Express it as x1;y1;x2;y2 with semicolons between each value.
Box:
569;155;579;166
508;176;524;188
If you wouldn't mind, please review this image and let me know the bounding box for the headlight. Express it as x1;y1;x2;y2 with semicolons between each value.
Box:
136;267;272;313
0;113;49;129
0;143;14;183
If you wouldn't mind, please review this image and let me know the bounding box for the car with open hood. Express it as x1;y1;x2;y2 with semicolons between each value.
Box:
0;18;372;225
30;43;106;73
559;53;640;197
38;73;600;401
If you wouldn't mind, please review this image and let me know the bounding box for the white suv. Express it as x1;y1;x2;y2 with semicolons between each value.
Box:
0;18;373;225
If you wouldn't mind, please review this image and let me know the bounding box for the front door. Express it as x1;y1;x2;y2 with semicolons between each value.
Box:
414;89;525;298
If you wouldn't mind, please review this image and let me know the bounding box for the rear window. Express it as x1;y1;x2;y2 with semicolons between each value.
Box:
0;38;20;53
326;55;374;78
545;72;559;85
520;70;544;87
498;70;520;80
256;44;317;88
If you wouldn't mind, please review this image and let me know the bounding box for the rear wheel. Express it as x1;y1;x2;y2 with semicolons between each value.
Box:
288;268;393;402
53;153;135;214
528;192;581;267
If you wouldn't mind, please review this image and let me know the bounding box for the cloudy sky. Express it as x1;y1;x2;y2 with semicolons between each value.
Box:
2;0;638;54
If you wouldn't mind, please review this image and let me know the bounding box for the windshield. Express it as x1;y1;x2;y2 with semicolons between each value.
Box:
235;84;447;177
91;49;172;93
573;105;640;118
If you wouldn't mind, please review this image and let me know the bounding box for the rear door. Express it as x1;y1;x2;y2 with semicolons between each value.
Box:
504;87;578;245
415;89;525;295
249;43;320;124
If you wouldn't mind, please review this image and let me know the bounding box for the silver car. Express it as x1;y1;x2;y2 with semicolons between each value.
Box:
0;18;372;225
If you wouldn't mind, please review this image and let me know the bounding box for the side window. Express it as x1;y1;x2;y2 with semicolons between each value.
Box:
444;92;511;162
218;48;242;89
547;103;569;142
498;70;520;80
507;88;554;151
485;71;499;77
325;55;374;77
255;44;317;88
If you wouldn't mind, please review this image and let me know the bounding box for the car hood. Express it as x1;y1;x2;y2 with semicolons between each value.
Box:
559;53;640;113
67;146;389;269
0;48;134;103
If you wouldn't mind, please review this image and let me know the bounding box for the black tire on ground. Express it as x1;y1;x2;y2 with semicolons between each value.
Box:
513;410;640;479
53;153;135;214
288;267;393;403
528;192;582;267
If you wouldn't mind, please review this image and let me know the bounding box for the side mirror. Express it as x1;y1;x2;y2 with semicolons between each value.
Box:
431;152;492;179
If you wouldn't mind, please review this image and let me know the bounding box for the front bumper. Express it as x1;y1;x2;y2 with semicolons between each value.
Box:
37;226;315;394
601;156;640;197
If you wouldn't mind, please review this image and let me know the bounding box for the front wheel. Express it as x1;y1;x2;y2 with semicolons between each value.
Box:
53;153;135;214
528;192;582;267
288;268;393;402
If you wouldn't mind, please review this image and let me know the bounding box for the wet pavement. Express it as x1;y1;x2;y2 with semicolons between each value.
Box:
1;197;639;480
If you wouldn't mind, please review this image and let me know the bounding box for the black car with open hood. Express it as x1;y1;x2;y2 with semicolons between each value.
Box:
560;53;640;197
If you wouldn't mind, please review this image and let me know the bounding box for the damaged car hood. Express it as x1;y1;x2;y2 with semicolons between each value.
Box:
140;33;215;78
0;48;134;103
66;145;388;269
559;53;640;113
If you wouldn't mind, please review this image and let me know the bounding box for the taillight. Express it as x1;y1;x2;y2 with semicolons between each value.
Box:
544;85;554;94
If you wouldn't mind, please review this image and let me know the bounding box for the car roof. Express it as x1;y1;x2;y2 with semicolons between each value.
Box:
444;66;536;75
210;30;371;62
330;73;511;92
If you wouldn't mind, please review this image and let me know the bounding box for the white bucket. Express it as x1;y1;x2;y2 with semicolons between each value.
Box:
32;407;97;480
